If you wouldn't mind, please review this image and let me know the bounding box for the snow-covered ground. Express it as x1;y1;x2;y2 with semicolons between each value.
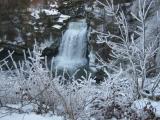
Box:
0;104;64;120
132;98;160;118
0;111;63;120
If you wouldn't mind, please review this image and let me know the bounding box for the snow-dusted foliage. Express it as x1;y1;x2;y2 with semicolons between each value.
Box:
95;0;160;98
84;69;136;120
0;42;137;119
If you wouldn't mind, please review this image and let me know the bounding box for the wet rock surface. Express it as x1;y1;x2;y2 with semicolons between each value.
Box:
0;1;71;58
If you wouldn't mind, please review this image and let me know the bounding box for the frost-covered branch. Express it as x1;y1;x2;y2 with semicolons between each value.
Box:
95;0;160;96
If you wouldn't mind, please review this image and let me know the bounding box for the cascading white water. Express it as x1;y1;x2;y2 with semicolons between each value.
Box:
54;19;88;70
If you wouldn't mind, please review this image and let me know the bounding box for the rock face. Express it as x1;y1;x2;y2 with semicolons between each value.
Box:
58;0;86;18
0;1;71;58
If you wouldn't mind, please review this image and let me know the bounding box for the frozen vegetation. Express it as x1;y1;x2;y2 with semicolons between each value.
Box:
1;0;160;120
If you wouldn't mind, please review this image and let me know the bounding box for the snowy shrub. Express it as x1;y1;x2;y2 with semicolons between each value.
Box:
0;47;137;119
95;0;160;98
50;69;136;120
0;50;21;105
0;43;102;119
83;69;137;120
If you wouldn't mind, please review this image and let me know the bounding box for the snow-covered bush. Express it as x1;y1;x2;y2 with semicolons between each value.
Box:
83;68;136;120
48;69;136;120
95;0;160;97
0;42;138;119
0;44;48;105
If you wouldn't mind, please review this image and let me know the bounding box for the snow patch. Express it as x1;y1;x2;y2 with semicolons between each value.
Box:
31;10;40;19
50;2;58;8
31;8;59;19
132;98;160;117
60;14;70;19
52;25;62;29
41;9;59;16
57;14;70;23
0;111;63;120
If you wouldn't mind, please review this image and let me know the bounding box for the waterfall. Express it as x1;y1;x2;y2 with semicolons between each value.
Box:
54;19;88;70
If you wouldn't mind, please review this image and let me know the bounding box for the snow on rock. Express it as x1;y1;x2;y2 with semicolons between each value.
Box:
30;8;70;29
31;10;40;19
60;14;70;19
63;2;68;5
28;21;36;25
41;9;59;16
50;2;58;8
52;25;62;29
34;27;38;30
57;18;68;23
57;18;64;23
57;14;70;23
26;32;32;36
132;98;160;117
31;8;59;19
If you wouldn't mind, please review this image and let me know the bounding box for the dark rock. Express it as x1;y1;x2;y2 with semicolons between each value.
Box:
58;0;86;18
42;46;58;57
0;43;26;55
95;69;105;83
90;40;111;62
